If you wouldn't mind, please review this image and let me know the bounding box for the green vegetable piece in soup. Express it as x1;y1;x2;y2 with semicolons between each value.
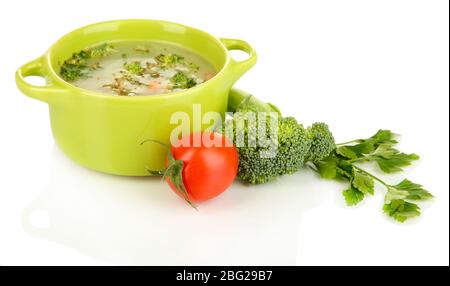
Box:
155;53;184;69
59;43;117;82
170;72;197;89
124;61;145;75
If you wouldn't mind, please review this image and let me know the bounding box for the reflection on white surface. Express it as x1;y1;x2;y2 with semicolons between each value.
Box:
22;147;326;265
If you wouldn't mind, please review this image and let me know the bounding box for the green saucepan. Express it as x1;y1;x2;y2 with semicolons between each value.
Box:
16;19;256;176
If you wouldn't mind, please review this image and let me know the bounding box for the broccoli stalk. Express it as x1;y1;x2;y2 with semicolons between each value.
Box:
225;89;432;222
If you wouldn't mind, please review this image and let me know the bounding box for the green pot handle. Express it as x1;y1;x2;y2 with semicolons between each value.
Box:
220;38;257;83
15;56;65;103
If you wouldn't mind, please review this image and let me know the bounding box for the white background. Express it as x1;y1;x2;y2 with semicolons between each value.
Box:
0;0;448;266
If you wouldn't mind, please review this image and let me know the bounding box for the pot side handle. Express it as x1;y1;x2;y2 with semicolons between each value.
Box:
15;56;65;103
220;38;257;84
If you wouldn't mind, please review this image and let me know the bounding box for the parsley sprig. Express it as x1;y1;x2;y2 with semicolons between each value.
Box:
311;130;433;222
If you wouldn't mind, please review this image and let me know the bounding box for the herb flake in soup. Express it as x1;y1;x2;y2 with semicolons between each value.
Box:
59;42;217;96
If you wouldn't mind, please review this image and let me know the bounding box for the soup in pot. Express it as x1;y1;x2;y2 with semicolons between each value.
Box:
58;41;217;96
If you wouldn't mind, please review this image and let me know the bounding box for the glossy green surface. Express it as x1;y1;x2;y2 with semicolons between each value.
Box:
16;20;256;176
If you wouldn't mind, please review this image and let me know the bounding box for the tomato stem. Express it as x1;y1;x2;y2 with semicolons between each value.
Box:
142;139;198;209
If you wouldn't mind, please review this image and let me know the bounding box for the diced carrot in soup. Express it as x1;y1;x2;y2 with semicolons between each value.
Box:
148;80;160;91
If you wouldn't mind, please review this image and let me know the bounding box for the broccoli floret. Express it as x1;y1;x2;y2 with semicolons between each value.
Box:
223;90;336;184
89;43;116;58
277;117;312;173
155;53;184;69
229;115;311;184
305;122;335;163
123;61;145;75
170;71;197;89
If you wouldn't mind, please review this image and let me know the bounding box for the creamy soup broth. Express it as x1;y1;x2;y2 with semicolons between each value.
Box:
59;41;217;96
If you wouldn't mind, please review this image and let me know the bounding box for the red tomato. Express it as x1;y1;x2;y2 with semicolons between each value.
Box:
165;132;238;205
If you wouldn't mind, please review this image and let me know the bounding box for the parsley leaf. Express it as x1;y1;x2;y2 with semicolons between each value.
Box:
336;146;358;160
383;200;421;223
336;129;399;160
336;160;353;178
314;155;339;179
343;186;365;206
369;129;399;145
386;179;433;202
371;144;420;173
352;172;375;195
